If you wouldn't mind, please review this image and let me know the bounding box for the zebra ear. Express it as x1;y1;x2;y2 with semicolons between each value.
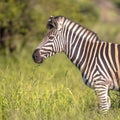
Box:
47;16;58;29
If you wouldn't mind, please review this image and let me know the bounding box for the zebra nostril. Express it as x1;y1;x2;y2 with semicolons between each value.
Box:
33;55;38;60
35;55;38;59
32;49;44;64
32;54;37;61
32;49;40;61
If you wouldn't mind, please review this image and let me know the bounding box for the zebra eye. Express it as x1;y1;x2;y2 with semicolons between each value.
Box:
49;36;54;40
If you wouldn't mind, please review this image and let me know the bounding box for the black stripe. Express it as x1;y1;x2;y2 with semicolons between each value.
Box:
84;42;97;79
111;43;117;70
78;39;89;71
70;28;86;60
105;42;115;80
105;43;113;69
71;24;82;42
70;36;83;62
97;42;108;78
118;45;120;66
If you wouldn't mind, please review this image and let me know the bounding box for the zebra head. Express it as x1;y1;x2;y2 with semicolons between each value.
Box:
32;16;65;64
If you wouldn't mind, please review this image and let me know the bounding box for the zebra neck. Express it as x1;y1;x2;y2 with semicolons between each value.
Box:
65;40;86;72
62;18;99;72
64;36;99;73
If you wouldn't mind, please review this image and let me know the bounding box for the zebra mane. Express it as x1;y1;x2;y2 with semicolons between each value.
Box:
47;16;65;30
47;16;57;29
47;16;100;41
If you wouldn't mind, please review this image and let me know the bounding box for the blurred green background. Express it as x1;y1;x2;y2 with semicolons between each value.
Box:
0;0;120;55
0;0;120;120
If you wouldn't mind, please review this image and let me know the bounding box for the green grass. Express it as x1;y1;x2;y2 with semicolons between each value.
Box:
0;21;120;119
0;49;120;120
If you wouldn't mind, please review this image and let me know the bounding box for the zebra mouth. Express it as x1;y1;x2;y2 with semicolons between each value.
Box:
32;50;44;64
34;58;44;64
33;56;44;64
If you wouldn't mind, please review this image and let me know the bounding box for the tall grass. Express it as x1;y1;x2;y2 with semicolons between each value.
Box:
0;22;120;119
0;49;120;120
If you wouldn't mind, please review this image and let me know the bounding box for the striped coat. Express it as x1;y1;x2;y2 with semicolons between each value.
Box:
32;16;120;112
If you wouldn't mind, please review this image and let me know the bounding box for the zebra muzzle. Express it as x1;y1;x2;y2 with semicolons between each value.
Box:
32;49;44;64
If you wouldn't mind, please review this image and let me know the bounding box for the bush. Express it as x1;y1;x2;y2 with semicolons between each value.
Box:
79;1;100;23
0;0;40;54
112;0;120;8
0;0;100;54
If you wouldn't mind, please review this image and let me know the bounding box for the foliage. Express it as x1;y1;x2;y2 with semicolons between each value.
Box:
0;0;100;54
79;1;99;22
0;0;29;52
0;0;40;54
112;0;120;8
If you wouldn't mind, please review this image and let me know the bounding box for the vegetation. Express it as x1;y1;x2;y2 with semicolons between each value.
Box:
113;0;120;8
0;0;100;54
0;0;120;120
0;51;120;120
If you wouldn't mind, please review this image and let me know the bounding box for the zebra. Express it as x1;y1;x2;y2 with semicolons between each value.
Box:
32;16;120;113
